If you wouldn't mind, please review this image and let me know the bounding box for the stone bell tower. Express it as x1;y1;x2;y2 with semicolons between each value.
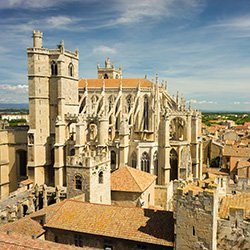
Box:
27;30;79;186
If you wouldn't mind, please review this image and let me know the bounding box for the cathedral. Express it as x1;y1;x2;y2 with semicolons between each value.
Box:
26;30;202;204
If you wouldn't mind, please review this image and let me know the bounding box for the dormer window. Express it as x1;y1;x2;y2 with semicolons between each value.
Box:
51;61;58;76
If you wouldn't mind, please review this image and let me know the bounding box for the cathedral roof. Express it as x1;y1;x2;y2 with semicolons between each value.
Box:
111;166;156;193
78;78;153;89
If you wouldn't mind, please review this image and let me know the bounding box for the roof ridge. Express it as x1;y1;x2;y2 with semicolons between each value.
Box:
126;166;144;192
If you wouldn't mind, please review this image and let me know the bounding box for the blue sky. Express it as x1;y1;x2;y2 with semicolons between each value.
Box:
0;0;249;111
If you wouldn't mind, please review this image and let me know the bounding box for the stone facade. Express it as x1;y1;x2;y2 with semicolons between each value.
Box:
46;228;172;250
0;126;28;199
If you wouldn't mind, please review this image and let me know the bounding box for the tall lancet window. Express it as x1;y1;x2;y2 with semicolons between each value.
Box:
143;95;149;130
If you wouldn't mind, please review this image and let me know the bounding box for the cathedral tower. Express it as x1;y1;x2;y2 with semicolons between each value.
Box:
27;30;79;186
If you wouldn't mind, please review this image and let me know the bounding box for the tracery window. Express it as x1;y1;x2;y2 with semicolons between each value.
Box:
75;174;82;190
141;152;150;173
51;61;58;76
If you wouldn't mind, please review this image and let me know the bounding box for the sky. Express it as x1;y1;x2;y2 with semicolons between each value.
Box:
0;0;249;112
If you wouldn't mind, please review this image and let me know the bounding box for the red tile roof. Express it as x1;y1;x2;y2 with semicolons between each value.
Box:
111;166;156;193
78;78;153;89
44;199;174;247
0;231;83;249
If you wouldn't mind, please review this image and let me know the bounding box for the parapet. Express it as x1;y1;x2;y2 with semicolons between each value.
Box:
176;181;218;213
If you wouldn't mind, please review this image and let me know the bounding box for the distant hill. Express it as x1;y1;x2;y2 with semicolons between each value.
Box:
0;103;28;110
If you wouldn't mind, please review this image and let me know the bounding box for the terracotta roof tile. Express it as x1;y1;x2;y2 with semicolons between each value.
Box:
44;199;174;247
111;166;156;193
78;78;153;89
0;231;83;249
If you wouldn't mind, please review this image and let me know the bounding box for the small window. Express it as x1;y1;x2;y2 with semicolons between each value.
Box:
193;226;196;236
104;73;109;79
99;172;104;184
75;175;82;190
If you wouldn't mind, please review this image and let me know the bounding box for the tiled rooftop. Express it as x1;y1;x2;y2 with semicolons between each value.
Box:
219;192;250;220
0;231;83;249
111;166;156;193
44;199;174;246
78;78;153;89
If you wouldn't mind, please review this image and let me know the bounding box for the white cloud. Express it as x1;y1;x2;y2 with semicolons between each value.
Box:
233;101;240;105
0;84;28;93
189;99;217;104
111;0;205;25
214;16;250;30
93;46;117;55
46;16;77;28
0;0;83;9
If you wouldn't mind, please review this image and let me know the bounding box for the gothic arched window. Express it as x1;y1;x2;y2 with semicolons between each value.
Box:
126;95;132;113
141;152;150;173
99;172;104;184
75;175;82;190
108;95;115;111
104;73;109;79
68;63;74;77
143;95;149;130
51;61;58;76
170;149;178;181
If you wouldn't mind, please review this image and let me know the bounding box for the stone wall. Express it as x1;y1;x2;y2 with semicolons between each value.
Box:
176;188;218;250
46;228;172;250
217;207;250;250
